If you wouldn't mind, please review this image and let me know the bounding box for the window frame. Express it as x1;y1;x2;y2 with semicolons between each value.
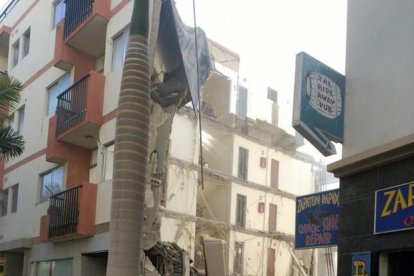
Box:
235;194;246;227
22;28;30;58
238;147;248;181
111;29;129;72
53;0;66;28
39;166;65;204
11;184;18;214
102;143;115;181
0;189;9;217
47;73;70;116
12;39;20;67
17;105;25;133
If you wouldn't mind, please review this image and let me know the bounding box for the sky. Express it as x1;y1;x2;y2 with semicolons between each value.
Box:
0;0;347;162
176;0;347;162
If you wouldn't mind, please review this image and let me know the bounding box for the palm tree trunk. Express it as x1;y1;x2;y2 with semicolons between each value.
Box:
107;0;149;275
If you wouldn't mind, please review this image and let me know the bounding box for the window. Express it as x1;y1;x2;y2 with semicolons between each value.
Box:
238;147;248;180
53;0;66;27
0;189;8;217
112;30;129;71
270;159;279;189
35;259;72;276
12;40;20;67
267;87;278;102
103;143;114;181
236;86;248;119
11;184;18;213
236;194;246;227
22;28;30;57
47;73;70;115
17;105;25;133
40;166;64;203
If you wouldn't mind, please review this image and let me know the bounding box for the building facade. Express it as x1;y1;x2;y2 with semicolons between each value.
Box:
0;0;322;275
195;44;324;275
328;1;414;275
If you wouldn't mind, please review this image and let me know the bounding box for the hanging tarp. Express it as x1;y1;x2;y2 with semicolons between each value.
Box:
157;0;212;109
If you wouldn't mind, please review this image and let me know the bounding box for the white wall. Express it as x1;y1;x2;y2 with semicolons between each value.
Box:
228;231;294;276
8;0;56;83
0;155;61;243
344;0;414;156
229;183;296;234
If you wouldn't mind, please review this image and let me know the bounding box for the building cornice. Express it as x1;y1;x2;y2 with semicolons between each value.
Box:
328;133;414;178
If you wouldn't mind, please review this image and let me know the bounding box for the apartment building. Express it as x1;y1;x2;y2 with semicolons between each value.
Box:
0;0;201;275
193;43;322;275
0;0;322;275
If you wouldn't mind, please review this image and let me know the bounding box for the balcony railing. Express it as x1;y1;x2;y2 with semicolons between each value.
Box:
48;185;81;238
64;0;94;39
56;74;89;136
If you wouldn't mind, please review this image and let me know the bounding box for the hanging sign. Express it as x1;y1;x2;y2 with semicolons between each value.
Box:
292;52;345;156
295;189;339;249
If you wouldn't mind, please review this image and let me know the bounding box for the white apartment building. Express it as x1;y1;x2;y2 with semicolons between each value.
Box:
0;0;322;275
194;43;321;275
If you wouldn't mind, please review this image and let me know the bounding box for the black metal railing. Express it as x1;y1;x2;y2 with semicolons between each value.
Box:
56;74;90;136
48;185;81;238
63;0;94;39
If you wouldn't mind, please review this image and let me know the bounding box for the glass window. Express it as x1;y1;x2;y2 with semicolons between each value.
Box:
103;143;114;181
40;166;64;203
235;194;246;227
238;147;248;180
17;106;25;133
47;73;70;115
22;28;30;57
53;0;66;27
12;40;20;67
111;30;129;71
11;184;18;213
36;259;72;276
0;189;8;217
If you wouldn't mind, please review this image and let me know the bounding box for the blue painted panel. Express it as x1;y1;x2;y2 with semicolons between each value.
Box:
295;189;339;249
375;182;414;234
352;251;371;276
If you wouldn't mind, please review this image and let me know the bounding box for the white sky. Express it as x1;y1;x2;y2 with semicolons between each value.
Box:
176;0;347;162
0;0;9;11
0;0;346;161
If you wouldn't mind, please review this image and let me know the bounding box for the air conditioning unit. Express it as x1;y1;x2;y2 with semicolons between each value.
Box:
258;202;265;213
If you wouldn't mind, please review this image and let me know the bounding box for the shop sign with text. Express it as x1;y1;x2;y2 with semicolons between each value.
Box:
295;189;339;249
375;182;414;234
352;251;371;276
293;52;345;156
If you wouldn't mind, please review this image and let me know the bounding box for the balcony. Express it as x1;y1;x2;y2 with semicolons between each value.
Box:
63;0;110;57
40;182;97;242
54;71;104;149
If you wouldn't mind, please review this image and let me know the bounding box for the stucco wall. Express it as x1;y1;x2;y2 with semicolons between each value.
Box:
343;0;414;156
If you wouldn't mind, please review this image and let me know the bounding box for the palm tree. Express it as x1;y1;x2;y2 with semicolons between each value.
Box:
0;73;24;160
106;0;150;275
